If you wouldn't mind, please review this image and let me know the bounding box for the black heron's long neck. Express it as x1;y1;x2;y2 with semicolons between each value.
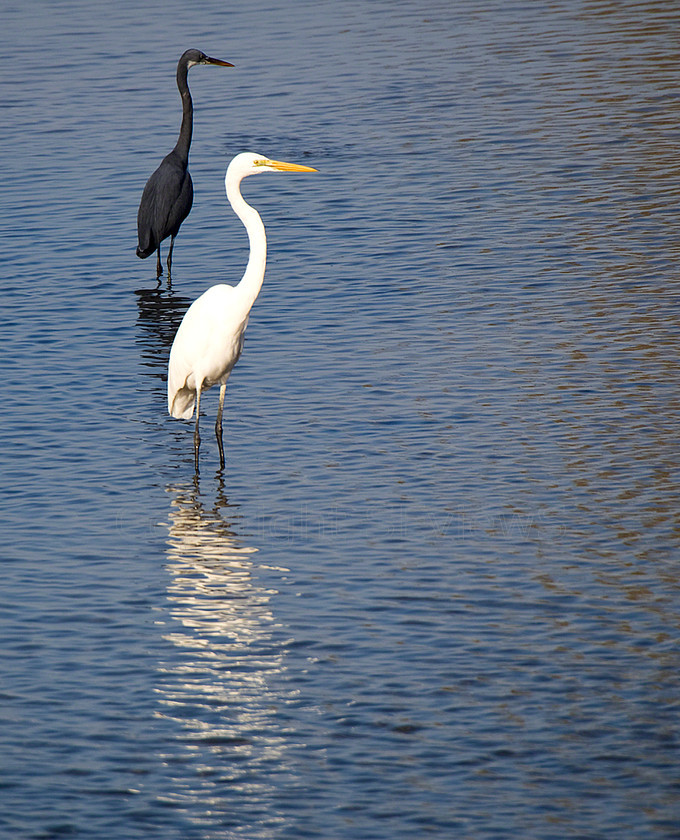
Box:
174;60;193;163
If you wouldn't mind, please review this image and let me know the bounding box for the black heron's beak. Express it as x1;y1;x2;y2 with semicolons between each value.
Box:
205;56;234;67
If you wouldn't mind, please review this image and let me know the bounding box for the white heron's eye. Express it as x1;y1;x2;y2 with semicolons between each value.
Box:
253;159;269;167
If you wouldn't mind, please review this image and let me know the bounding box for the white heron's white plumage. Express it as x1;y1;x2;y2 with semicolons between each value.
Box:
167;283;250;419
166;152;317;436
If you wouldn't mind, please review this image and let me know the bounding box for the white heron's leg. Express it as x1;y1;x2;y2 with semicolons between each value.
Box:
193;386;202;474
215;382;227;471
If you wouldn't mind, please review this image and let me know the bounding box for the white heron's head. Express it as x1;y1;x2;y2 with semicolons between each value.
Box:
227;152;318;181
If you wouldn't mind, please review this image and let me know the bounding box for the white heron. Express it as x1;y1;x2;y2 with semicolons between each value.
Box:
167;152;317;472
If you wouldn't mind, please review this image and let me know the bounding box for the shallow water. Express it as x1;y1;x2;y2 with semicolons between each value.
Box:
2;1;680;838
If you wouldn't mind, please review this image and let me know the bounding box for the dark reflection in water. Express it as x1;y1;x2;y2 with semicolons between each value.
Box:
135;286;192;381
157;479;295;836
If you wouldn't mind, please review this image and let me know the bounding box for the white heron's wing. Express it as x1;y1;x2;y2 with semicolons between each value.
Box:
167;284;248;418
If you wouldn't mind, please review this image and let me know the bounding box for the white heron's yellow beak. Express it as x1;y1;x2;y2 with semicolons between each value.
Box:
257;158;318;173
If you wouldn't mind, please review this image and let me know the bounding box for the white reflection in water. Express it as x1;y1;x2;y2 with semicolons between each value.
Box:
157;479;294;832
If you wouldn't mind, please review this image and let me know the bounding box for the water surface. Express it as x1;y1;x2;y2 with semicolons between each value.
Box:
2;1;679;838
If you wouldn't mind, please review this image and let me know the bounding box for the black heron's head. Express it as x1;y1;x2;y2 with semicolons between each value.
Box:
179;49;234;70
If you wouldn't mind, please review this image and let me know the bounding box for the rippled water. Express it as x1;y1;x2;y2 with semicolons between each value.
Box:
2;1;680;838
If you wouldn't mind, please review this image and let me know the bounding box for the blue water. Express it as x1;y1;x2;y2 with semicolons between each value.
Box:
2;1;680;838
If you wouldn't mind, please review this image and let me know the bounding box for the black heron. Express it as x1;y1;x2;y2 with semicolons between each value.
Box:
136;49;233;279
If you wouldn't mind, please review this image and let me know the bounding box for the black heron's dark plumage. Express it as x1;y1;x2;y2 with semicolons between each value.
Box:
136;49;233;279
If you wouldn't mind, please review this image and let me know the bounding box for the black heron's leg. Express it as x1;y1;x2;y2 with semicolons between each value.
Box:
215;382;227;471
167;235;175;279
193;386;202;475
156;247;162;278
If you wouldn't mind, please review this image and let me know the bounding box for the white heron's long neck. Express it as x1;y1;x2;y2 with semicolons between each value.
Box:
227;172;267;310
